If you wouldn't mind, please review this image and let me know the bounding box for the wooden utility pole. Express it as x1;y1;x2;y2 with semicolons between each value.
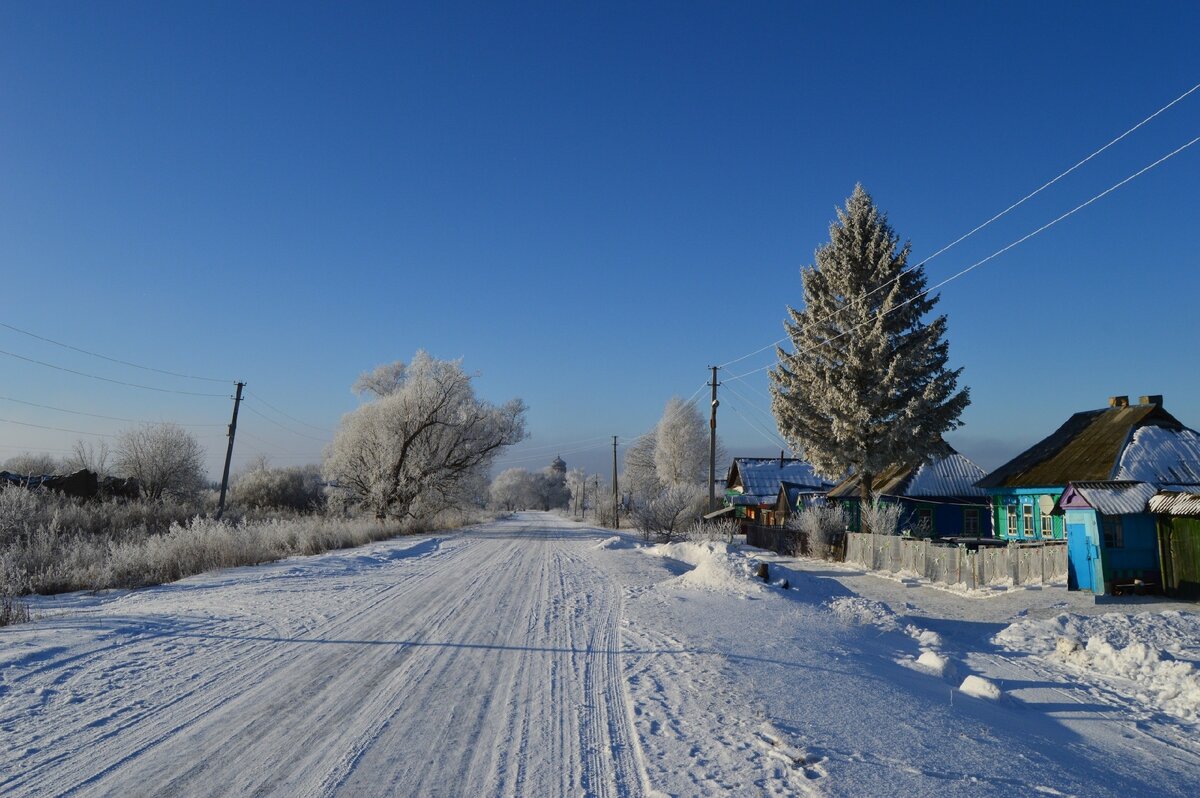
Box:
216;381;245;519
612;435;619;530
709;365;720;512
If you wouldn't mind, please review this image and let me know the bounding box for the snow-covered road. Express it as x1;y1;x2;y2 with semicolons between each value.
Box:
1;515;645;797
3;512;1200;797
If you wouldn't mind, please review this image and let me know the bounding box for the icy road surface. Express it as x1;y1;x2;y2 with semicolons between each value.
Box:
3;512;1200;797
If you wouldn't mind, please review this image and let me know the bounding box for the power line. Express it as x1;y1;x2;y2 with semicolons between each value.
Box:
0;395;225;427
0;348;231;397
244;390;332;433
726;131;1200;381
243;406;331;442
0;416;114;438
0;320;231;383
717;80;1200;371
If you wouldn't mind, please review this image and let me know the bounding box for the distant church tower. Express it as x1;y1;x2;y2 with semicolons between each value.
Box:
549;455;567;477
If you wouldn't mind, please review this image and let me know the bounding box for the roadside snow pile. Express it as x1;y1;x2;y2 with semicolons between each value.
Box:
647;541;762;594
959;675;1002;700
825;597;900;631
996;610;1200;721
594;536;628;549
916;650;952;676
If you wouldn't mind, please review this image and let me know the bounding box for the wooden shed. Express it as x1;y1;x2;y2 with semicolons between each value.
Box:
1150;490;1200;600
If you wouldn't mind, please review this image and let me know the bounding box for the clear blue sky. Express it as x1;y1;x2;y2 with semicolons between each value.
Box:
1;1;1198;480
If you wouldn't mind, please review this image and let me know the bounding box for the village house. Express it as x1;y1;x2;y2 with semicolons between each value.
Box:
978;395;1200;595
722;456;833;527
827;449;988;538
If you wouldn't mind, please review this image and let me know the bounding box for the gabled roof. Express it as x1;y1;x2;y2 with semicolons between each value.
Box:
827;451;987;500
1114;425;1200;486
1056;481;1159;516
776;480;828;509
725;457;831;504
977;403;1185;489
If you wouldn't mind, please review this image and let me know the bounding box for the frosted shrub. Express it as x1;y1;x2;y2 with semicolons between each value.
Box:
860;497;903;536
0;486;41;543
631;484;706;543
683;518;739;543
790;505;847;560
233;464;324;512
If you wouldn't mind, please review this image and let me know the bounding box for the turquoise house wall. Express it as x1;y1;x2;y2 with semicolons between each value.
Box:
987;487;1065;540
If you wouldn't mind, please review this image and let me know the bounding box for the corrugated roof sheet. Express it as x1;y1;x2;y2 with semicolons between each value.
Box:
1114;425;1200;486
727;457;831;504
828;452;986;499
977;404;1183;489
1150;490;1200;517
907;453;988;497
1070;481;1158;516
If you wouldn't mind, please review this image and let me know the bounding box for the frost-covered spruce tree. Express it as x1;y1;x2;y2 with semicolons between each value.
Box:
770;185;969;515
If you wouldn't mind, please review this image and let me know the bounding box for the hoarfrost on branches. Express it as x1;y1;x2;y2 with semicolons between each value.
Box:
323;352;527;521
770;185;969;514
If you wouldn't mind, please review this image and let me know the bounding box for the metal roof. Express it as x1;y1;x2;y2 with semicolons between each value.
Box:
1150;490;1200;517
906;453;988;497
977;403;1184;489
1114;425;1200;486
828;451;986;499
726;457;831;504
1068;481;1159;516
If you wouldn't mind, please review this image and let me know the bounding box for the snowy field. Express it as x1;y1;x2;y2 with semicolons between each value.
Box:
2;512;1199;797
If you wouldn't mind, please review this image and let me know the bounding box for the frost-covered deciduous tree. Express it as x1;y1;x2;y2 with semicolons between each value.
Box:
623;433;662;505
770;185;969;514
565;468;587;515
64;439;111;477
653;397;713;487
489;468;536;511
2;452;62;476
115;423;207;501
324;352;527;520
624;397;723;537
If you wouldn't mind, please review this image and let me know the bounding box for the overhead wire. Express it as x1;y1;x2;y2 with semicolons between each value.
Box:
716;80;1200;371
0;319;232;383
0;395;225;427
725;131;1200;382
0;416;114;437
0;347;231;397
243;406;331;442
244;390;332;433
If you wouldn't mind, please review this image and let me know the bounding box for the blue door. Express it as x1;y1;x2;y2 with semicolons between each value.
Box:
1066;522;1098;592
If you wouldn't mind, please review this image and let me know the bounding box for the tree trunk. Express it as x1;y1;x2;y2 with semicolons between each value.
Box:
859;470;873;535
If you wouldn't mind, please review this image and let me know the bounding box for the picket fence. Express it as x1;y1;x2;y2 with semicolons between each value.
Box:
843;532;1068;589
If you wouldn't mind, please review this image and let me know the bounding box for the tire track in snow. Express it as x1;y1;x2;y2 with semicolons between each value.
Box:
4;515;648;797
1;534;479;796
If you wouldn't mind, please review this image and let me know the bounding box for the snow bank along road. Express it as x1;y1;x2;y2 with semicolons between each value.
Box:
4;512;1200;796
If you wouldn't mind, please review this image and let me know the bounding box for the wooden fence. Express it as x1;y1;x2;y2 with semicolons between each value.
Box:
844;533;1068;589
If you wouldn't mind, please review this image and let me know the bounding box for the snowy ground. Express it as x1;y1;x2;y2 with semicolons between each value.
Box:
2;512;1199;796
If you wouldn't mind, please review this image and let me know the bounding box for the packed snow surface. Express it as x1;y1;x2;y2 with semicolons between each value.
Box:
3;513;1200;797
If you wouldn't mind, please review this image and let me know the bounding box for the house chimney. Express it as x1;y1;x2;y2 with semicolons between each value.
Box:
1139;395;1163;407
1109;395;1129;408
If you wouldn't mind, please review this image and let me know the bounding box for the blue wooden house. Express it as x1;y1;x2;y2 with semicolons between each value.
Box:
978;395;1200;594
827;450;988;538
1052;481;1160;593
